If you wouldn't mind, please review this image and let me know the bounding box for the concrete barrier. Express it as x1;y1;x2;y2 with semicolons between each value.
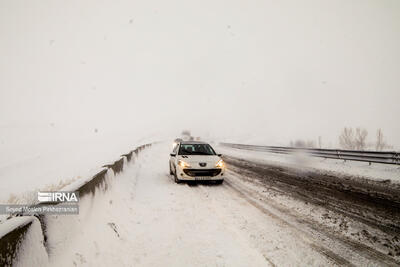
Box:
0;143;152;266
0;217;35;266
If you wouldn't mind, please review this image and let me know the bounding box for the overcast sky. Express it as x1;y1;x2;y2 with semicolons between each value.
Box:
1;0;399;148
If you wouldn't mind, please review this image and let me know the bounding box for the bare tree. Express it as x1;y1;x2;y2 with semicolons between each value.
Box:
354;127;368;150
339;127;355;149
375;128;387;151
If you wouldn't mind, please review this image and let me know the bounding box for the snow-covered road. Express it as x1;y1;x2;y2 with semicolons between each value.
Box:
21;142;398;266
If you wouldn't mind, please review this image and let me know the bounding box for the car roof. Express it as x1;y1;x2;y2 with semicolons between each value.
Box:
179;141;208;145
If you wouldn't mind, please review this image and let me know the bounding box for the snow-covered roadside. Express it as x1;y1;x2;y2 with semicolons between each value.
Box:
13;217;48;267
215;144;400;183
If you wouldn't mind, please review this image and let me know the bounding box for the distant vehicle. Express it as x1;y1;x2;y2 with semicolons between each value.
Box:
181;130;191;136
169;141;225;184
181;130;192;141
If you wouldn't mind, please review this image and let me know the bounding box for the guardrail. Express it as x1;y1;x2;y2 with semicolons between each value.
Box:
220;143;400;165
0;143;152;267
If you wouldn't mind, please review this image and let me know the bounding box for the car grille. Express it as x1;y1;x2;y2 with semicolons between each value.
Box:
183;169;222;177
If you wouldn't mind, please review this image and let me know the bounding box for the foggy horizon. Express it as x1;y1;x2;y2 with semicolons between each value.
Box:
1;0;399;148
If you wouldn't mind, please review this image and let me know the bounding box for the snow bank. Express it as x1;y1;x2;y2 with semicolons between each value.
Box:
45;160;142;267
13;218;48;267
0;216;47;267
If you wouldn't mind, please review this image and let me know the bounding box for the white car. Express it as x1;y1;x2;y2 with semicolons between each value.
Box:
169;141;225;184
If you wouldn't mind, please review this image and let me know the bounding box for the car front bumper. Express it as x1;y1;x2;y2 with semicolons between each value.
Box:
176;166;225;181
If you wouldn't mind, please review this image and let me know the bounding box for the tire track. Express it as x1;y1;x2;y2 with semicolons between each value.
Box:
223;179;355;266
223;173;400;266
193;184;278;267
223;155;400;257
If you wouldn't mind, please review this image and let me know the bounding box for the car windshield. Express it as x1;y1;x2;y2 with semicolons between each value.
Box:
178;144;216;155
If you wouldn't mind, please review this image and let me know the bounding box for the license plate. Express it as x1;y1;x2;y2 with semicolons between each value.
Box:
195;177;210;180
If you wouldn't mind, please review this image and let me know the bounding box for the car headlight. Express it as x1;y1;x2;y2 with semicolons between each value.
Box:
215;159;224;168
178;160;191;168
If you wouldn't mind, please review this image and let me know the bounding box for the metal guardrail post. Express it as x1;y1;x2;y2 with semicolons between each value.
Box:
394;153;400;164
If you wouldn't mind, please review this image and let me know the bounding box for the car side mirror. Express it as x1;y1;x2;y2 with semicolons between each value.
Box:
170;153;176;157
217;154;222;157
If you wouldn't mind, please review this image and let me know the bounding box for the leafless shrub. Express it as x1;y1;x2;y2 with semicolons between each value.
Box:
339;127;355;149
354;127;368;150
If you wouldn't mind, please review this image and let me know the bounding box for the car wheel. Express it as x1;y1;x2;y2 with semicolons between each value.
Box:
169;164;173;175
215;180;224;185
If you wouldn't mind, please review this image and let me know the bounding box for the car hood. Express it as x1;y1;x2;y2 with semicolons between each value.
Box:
177;155;220;168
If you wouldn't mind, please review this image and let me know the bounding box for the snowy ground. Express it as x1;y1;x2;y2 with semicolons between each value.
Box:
216;144;400;183
13;142;400;266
